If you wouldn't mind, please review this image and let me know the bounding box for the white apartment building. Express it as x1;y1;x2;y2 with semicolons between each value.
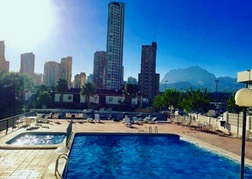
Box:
105;1;125;90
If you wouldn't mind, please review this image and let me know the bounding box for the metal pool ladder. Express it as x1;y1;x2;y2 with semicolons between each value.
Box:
55;153;68;179
149;126;158;133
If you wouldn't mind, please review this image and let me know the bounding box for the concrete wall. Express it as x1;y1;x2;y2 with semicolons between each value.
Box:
187;112;252;139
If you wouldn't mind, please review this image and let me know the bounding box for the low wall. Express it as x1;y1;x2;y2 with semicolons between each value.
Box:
187;112;252;139
30;109;168;121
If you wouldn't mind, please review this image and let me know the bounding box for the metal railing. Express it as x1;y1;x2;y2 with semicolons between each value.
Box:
55;153;68;179
0;112;35;136
149;126;152;133
66;120;73;147
149;126;158;133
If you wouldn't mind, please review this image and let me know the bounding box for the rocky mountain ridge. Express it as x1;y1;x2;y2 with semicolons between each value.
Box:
160;66;243;92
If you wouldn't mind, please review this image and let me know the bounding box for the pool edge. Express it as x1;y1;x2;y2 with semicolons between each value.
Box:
0;131;67;150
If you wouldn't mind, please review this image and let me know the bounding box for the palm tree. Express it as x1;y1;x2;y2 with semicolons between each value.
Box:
55;78;68;107
122;84;139;109
80;82;96;109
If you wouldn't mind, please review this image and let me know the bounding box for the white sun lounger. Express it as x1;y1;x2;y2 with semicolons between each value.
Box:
94;114;101;123
123;116;132;127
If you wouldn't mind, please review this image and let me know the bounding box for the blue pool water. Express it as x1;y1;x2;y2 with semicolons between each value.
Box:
6;132;65;145
65;134;252;178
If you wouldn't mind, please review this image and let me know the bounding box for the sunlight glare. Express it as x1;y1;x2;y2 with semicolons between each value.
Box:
0;0;54;50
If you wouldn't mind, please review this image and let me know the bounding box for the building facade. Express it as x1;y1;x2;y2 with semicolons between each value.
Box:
0;41;9;72
105;1;125;90
74;72;86;88
20;52;35;76
33;73;43;85
43;61;60;86
60;56;72;87
127;76;137;85
87;74;94;84
138;42;160;105
93;51;107;89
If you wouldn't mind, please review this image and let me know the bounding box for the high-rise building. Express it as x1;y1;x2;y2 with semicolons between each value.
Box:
20;52;35;76
93;51;107;89
87;74;94;84
60;56;72;87
105;1;125;90
74;72;86;88
0;41;9;72
138;42;160;105
43;61;60;86
33;73;43;85
127;76;137;85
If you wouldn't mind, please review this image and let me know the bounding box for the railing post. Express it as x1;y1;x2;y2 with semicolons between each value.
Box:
5;120;8;135
149;126;152;133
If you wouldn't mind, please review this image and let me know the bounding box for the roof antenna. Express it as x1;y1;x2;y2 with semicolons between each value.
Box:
154;29;156;42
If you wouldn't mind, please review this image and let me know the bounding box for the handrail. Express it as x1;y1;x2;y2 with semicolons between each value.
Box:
0;111;35;136
66;120;73;147
149;126;152;133
149;126;158;133
55;153;68;179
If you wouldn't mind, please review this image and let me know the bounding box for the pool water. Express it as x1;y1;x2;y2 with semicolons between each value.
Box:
65;134;252;178
6;132;65;145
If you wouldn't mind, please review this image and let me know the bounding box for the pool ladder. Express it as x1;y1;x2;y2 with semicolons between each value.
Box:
149;126;158;133
55;153;68;179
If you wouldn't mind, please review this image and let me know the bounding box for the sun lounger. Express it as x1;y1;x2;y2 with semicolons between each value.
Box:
132;116;142;124
37;116;50;128
53;113;59;119
189;121;203;130
87;118;94;123
148;117;157;124
52;114;61;124
142;115;157;124
123;116;132;127
143;115;151;123
75;113;83;119
22;117;37;128
249;130;252;141
66;113;72;119
94;114;101;123
181;119;191;127
202;123;213;132
24;117;32;127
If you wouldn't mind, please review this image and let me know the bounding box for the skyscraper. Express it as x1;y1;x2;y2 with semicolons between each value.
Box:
0;41;9;72
93;51;107;89
127;76;137;85
20;52;35;76
33;73;43;85
74;72;86;88
43;61;60;87
138;42;160;105
60;56;72;87
105;1;125;90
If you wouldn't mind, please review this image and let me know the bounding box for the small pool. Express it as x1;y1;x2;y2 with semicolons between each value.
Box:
65;133;252;178
6;132;66;146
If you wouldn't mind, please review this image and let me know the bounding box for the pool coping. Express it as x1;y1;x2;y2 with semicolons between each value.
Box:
43;131;252;178
67;132;252;167
179;133;252;168
0;130;67;150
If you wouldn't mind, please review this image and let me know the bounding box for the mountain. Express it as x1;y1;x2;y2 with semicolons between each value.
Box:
160;66;243;92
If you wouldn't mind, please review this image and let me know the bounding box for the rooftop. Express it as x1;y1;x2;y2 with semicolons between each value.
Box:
0;119;252;178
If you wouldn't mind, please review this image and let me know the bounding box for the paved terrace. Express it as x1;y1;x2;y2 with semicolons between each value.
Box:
0;119;252;178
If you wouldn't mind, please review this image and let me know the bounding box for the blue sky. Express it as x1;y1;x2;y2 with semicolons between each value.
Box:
1;0;252;82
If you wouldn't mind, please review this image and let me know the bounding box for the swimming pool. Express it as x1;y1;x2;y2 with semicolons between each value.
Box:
65;133;252;178
6;132;66;146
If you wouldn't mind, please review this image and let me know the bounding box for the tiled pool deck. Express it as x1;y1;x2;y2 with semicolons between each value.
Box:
1;119;252;178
